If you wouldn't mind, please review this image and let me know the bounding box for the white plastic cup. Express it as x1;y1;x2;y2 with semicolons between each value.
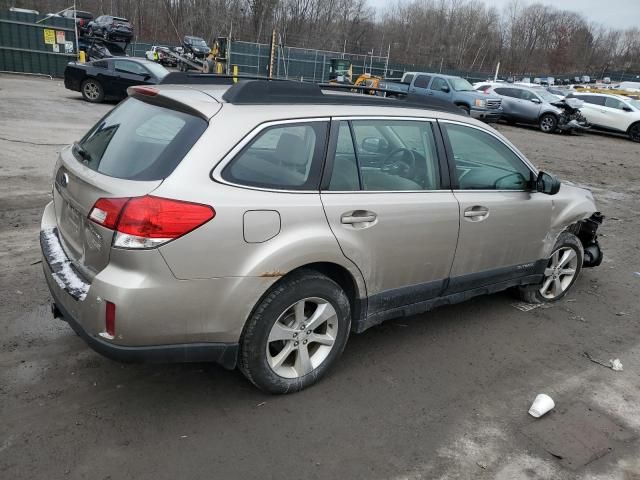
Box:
529;394;555;418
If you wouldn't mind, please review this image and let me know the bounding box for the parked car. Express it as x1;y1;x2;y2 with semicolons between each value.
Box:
568;92;640;142
486;84;572;133
182;35;211;58
64;57;168;103
88;15;133;42
41;78;603;394
379;72;503;121
145;45;178;67
80;38;128;61
60;9;93;36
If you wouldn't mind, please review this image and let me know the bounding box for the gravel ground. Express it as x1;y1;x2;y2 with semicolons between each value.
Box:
1;74;640;480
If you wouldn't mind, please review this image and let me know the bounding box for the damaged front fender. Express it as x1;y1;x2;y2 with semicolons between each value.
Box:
546;183;604;267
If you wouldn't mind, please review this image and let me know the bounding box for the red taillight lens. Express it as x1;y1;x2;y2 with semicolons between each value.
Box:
105;301;116;337
117;196;215;238
130;86;159;96
88;195;215;249
89;197;129;229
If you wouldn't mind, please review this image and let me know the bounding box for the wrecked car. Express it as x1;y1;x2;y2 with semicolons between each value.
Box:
40;78;603;394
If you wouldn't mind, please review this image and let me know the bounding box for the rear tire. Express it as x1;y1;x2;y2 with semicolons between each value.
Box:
238;270;351;394
81;78;104;103
517;232;583;304
628;123;640;143
539;113;558;133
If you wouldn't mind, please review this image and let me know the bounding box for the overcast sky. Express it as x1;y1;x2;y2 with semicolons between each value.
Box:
370;0;640;30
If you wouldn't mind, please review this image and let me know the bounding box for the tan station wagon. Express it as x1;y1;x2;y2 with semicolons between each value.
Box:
41;77;604;393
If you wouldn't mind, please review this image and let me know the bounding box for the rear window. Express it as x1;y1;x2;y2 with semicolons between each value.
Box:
76;98;207;180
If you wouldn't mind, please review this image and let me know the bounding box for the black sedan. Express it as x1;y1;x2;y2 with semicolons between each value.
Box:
64;58;169;103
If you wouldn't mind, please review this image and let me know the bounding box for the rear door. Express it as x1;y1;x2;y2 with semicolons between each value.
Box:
408;74;432;96
575;95;607;127
321;118;459;317
440;121;551;293
53;96;211;280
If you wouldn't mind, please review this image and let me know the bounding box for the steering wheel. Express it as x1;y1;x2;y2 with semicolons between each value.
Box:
381;147;417;178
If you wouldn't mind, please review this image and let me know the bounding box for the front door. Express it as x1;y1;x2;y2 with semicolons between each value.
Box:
429;77;453;102
113;59;153;97
439;121;552;293
321;118;459;317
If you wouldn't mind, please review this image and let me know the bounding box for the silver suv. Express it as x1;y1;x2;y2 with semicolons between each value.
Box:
41;78;604;393
483;84;566;133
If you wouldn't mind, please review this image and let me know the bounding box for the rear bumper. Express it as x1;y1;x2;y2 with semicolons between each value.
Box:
470;107;502;123
50;289;238;368
40;200;275;368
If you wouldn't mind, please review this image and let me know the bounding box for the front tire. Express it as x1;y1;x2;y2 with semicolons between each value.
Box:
539;113;558;133
81;78;104;103
628;123;640;143
239;270;351;394
517;232;583;303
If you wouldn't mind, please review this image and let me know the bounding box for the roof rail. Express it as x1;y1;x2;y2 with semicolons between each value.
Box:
159;74;466;115
159;72;287;85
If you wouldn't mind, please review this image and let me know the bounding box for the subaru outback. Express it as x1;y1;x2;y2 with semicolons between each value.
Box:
41;78;603;393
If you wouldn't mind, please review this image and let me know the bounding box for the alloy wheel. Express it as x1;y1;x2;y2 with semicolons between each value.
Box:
83;82;100;100
539;247;579;299
540;116;556;132
266;297;338;379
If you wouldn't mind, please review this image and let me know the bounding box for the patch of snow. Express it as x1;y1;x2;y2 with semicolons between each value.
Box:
41;227;89;301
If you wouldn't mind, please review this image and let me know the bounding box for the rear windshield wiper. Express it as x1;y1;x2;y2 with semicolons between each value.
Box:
73;142;92;163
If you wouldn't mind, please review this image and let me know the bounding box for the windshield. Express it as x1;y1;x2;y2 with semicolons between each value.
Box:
451;78;473;91
143;61;169;79
536;89;561;103
188;37;207;47
628;99;640;110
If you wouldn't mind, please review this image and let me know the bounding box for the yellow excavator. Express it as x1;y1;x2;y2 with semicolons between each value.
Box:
328;58;382;94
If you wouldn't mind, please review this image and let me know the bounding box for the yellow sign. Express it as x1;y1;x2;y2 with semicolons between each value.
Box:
43;29;55;45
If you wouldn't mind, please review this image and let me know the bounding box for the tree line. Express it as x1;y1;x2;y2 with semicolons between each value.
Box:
5;0;640;77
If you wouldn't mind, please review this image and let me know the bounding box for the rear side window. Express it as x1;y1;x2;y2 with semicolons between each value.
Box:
77;98;207;180
222;122;328;190
604;97;625;109
579;95;606;106
494;87;515;97
413;75;431;88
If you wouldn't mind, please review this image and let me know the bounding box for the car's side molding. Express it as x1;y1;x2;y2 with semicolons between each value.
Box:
353;260;546;333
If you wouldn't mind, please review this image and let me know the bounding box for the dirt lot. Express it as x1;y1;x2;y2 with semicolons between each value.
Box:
1;73;640;480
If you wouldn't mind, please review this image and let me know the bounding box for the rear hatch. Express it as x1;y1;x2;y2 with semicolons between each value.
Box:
52;95;211;281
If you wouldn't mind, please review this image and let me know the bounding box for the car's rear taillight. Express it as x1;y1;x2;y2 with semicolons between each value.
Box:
89;197;129;229
88;195;215;249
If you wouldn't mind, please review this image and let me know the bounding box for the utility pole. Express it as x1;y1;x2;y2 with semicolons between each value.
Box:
494;61;501;82
383;44;390;79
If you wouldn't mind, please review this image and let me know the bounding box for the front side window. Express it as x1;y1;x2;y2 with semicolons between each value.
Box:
330;119;440;191
114;60;148;76
402;74;414;85
605;97;625;110
223;122;328;190
444;124;531;190
430;77;449;92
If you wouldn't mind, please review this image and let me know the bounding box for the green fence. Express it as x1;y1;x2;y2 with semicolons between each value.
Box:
0;10;77;77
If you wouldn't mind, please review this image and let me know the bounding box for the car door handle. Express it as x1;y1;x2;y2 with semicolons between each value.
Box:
463;207;489;220
341;211;377;224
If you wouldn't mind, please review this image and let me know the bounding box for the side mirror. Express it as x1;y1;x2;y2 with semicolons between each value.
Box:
623;106;633;112
361;137;387;153
536;171;561;195
441;85;450;93
531;98;541;104
142;73;151;80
